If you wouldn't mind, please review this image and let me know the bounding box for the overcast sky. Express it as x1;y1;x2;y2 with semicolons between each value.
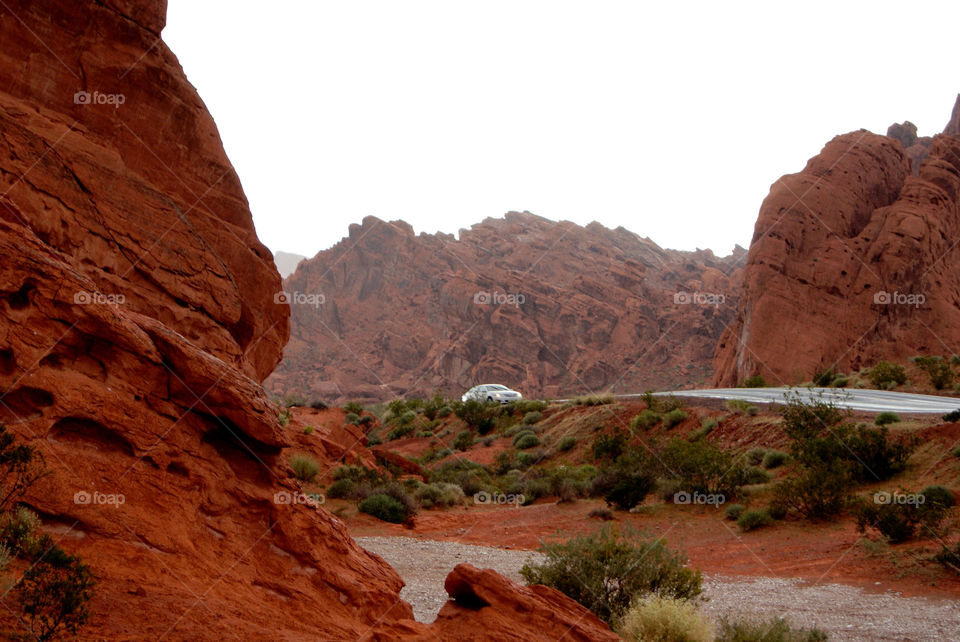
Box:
163;1;958;260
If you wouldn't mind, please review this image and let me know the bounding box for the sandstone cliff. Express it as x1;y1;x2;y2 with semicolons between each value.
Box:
268;212;745;403
0;1;614;639
714;96;960;386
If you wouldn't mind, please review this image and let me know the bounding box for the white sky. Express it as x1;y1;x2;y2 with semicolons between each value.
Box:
163;1;958;259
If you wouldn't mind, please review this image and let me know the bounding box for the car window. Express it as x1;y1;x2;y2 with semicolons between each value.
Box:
487;385;507;391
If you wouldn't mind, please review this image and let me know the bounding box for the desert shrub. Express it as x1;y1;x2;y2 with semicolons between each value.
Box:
358;414;374;426
842;425;912;482
662;409;688;429
630;410;662;431
332;464;376;483
399;410;417;425
302;425;315;435
657;438;744;498
596;469;657;511
573;393;615;406
617;596;713;642
421;392;449;421
0;507;40;557
832;375;848;387
737;509;773;532
642;392;685;413
746;405;760;416
811;368;836;387
432;459;491;496
557;436;577;452
716;617;827;642
856;491;949;543
515;434;541;450
343;401;365;415
414;482;465;509
290;454;319;482
874;411;900;426
746;448;767;466
310;399;328;410
921;485;955;509
944;409;960;423
913;355;955;390
344;412;360;425
592;431;628;461
868;361;907;389
767;502;788;520
453;430;474;451
278;408;291;427
520;527;701;625
359;494;408;523
367;435;382;446
589;507;614;520
700;417;719;433
743;375;767;388
726;399;752;414
523;411;543;425
14;540;96;642
326;478;358;500
772;461;851;520
762;450;788;469
511;429;536;445
725;504;746;521
743;466;771;485
508;399;548;414
386;423;415;441
453;399;499;434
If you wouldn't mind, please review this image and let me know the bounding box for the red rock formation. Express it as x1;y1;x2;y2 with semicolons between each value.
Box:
268;213;744;403
714;97;960;386
0;1;618;639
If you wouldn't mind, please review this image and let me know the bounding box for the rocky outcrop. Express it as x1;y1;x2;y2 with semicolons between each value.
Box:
714;97;960;386
0;1;614;639
268;213;744;403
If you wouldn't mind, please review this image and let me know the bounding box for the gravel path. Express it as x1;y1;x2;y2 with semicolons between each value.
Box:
356;535;960;640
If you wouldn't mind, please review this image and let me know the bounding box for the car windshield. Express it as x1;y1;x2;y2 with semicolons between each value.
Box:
486;385;508;391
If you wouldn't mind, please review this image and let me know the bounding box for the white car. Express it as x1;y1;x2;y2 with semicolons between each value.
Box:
461;384;523;404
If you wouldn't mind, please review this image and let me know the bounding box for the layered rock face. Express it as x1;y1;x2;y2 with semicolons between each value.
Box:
714;96;960;386
268;212;745;403
0;2;617;639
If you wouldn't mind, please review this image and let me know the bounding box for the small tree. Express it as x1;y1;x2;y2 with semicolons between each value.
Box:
868;361;907;389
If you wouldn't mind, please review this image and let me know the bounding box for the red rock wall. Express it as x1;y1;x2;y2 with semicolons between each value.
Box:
715;98;960;386
269;212;744;403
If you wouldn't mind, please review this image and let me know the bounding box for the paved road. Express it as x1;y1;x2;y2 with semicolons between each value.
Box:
628;387;960;414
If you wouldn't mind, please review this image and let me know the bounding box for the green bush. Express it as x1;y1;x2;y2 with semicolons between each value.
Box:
399;410;417;425
557;436;577;452
743;466;771;485
573;393;615;406
772;461;851;520
662;409;688;429
767;502;788;520
454;399;499;434
453;430;474;451
617;596;713;642
432;459;492;496
724;504;746;521
326;478;359;500
414;482;465;509
520;527;701;625
592;431;628;461
700;417;718;433
868;361;907;389
278;408;291;427
874;411;900;426
642;392;685;413
716;616;827;642
290;454;319;482
302;425;315;435
743;375;767;388
14;541;96;641
726;399;752;415
658;438;744;498
523;411;543;425
832;375;849;387
630;410;662;431
344;412;360;425
856;490;949;543
746;448;767;466
762;450;788;469
737;509;773;532
310;399;328;410
594;465;657;511
359;493;408;523
812;368;836;387
386;423;416;441
921;485;955;509
343;401;365;415
515;434;541;450
913;355;955;390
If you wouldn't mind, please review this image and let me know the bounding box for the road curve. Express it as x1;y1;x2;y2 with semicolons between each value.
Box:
627;387;960;414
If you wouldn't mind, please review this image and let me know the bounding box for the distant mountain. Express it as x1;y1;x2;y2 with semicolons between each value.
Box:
275;250;307;278
266;212;745;403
